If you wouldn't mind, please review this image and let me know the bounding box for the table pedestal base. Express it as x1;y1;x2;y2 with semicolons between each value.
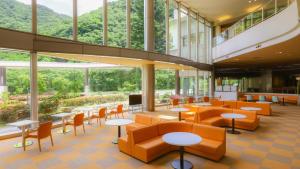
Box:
57;129;71;134
14;141;33;148
227;129;240;134
171;159;193;169
112;138;118;144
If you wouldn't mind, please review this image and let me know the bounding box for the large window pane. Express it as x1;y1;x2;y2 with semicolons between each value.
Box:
168;0;179;56
37;0;73;39
198;20;206;63
180;7;188;59
154;0;166;54
78;0;103;44
131;0;144;50
0;50;30;134
108;0;126;47
155;69;175;105
206;23;212;64
190;13;197;61
0;0;31;32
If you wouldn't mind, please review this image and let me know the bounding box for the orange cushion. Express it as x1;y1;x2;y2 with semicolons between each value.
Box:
188;138;223;154
158;122;193;135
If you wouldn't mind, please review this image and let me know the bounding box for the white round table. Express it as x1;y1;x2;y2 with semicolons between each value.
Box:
221;113;247;134
105;119;133;144
170;108;189;121
163;132;202;169
240;107;262;111
194;102;212;106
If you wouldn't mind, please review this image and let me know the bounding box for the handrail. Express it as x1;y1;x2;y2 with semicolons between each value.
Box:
213;0;294;47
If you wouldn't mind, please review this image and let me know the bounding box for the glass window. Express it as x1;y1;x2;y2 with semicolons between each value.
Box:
154;0;166;54
108;0;126;47
205;23;212;64
180;6;188;59
0;50;30;134
190;13;197;61
198;20;206;63
168;0;179;56
131;0;144;50
264;0;276;19
0;0;32;32
37;0;73;39
155;69;175;105
78;0;103;45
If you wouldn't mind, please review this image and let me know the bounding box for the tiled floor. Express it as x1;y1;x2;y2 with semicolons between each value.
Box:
0;105;300;169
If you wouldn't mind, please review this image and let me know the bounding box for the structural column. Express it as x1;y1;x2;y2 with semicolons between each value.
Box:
30;52;38;121
210;68;215;97
84;68;89;95
0;67;7;95
175;70;180;95
103;0;108;45
142;0;155;111
195;69;199;96
126;0;131;48
73;0;78;41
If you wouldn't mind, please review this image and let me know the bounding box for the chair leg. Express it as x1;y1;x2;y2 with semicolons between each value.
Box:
99;118;101;126
83;124;86;133
23;137;26;151
38;139;41;152
74;126;77;136
50;134;54;146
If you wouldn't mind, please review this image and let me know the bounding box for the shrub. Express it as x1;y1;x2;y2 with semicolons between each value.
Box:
0;103;30;122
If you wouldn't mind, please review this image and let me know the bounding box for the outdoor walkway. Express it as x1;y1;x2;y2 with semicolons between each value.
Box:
0;105;299;169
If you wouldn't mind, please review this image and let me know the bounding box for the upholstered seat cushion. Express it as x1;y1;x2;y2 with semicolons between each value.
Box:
201;116;224;126
134;136;171;162
126;123;147;132
188;138;223;154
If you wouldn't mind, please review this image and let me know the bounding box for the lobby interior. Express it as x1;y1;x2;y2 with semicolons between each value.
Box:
0;0;300;169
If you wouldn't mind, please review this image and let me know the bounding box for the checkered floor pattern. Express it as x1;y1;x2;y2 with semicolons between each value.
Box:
0;105;299;169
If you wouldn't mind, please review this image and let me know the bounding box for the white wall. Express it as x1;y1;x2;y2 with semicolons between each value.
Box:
213;0;300;62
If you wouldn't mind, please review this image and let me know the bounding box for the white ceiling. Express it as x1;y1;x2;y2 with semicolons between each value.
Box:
181;0;270;25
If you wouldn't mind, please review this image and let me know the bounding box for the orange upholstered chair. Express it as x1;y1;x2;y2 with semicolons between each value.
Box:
187;97;194;104
66;113;85;136
91;107;106;125
210;99;224;107
203;96;209;102
118;122;226;162
109;104;124;118
126;114;160;133
170;98;179;107
24;121;54;152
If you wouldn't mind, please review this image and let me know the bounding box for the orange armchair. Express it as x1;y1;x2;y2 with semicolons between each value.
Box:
91;107;106;125
187;97;194;104
24;121;54;152
109;104;124;119
66;113;85;136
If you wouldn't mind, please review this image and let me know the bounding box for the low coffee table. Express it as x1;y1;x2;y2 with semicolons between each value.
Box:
163;132;202;169
170;108;189;121
240;107;262;111
221;113;246;134
105;119;133;144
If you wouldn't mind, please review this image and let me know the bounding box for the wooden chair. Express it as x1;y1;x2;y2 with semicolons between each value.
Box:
66;113;85;136
91;107;106;125
24;121;53;152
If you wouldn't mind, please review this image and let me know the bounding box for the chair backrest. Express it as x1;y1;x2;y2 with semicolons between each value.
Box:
98;108;106;118
172;99;179;106
188;97;194;103
272;96;279;102
74;113;85;126
246;95;253;101
38;121;52;139
203;96;209;102
117;104;123;113
259;95;266;101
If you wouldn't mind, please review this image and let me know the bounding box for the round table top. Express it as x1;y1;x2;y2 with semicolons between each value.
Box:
170;107;189;112
194;102;212;106
221;113;247;119
162;132;202;146
256;101;272;104
240;107;262;111
105;119;133;126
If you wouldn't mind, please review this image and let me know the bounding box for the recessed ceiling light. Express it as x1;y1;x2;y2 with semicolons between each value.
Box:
278;51;283;54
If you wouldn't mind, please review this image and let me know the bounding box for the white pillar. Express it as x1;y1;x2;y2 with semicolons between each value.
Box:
196;69;199;96
30;52;38;121
103;0;108;45
210;68;215;97
142;0;155;111
0;67;7;95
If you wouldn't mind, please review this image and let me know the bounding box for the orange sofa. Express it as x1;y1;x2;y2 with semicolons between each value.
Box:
119;122;226;162
189;107;259;131
126;114;160;133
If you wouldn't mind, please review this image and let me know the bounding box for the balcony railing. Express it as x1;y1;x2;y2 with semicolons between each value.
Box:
213;0;294;47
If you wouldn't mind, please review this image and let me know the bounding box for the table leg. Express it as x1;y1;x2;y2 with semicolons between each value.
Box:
179;111;182;121
227;118;240;134
14;126;33;149
57;117;70;134
171;146;193;169
112;126;121;144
